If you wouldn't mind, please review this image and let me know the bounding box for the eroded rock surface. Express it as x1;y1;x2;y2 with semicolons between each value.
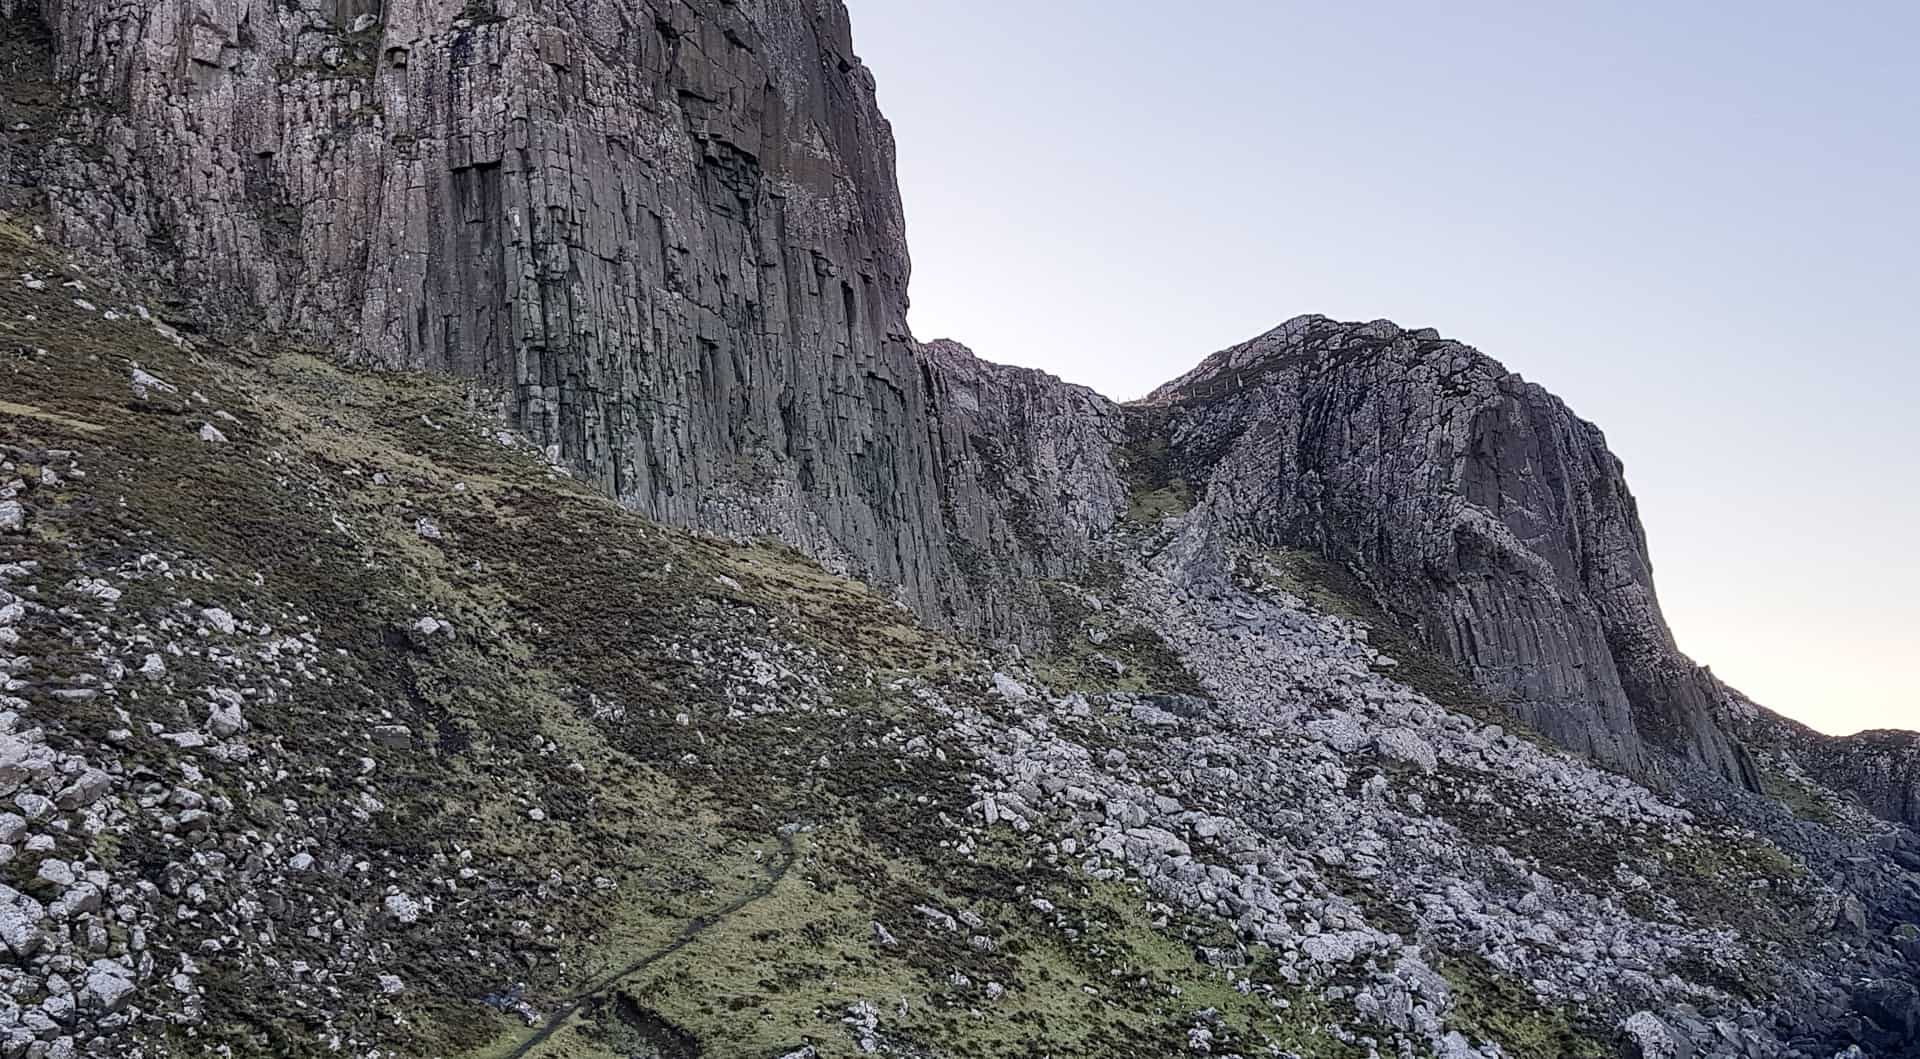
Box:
2;0;994;637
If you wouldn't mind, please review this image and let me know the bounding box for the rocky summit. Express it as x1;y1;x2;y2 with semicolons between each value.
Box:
0;2;1914;1058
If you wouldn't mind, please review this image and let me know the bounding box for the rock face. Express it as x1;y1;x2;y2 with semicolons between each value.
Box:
5;5;1920;1056
1808;731;1920;829
1726;688;1920;830
5;0;1135;644
1144;316;1758;789
919;339;1129;635
0;0;900;629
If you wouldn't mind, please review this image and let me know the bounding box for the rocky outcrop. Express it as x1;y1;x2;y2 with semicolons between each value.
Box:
4;232;1913;1056
919;339;1128;636
1810;731;1920;829
0;0;867;623
1144;316;1758;789
4;3;1919;1052
1725;688;1920;830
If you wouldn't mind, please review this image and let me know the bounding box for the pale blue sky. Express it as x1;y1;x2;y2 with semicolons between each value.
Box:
849;1;1917;736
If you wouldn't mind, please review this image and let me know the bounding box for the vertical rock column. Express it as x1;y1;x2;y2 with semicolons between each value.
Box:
20;0;980;630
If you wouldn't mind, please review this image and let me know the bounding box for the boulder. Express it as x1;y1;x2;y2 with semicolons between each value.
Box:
1375;729;1438;773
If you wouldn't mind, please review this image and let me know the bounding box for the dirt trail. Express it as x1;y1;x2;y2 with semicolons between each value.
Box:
503;829;799;1059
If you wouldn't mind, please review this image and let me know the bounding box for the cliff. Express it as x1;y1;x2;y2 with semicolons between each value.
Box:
1725;688;1920;830
1142;316;1760;789
4;220;1913;1058
4;0;1091;641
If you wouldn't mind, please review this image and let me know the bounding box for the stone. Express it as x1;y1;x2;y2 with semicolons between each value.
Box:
1374;729;1438;773
992;673;1030;703
35;859;73;890
1308;712;1369;754
0;903;41;958
1622;1011;1695;1059
130;368;177;399
1301;931;1375;966
0;501;22;534
207;702;247;739
49;882;102;919
1836;894;1869;936
54;770;110;810
39;992;74;1025
80;960;135;1014
14;793;52;821
370;725;412;750
383;894;423;926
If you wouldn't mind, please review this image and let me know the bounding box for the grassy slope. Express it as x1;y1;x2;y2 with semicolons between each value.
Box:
0;216;1380;1058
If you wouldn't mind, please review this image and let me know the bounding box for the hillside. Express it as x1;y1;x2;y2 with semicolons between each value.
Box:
1;1;1917;1057
2;216;1917;1058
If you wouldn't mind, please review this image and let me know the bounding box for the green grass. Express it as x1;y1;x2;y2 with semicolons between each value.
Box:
1439;955;1614;1059
1031;581;1204;696
1127;483;1193;523
1117;410;1194;524
0;215;941;1055
1759;764;1841;824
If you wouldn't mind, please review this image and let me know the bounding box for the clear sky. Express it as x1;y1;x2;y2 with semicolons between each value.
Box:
848;0;1917;737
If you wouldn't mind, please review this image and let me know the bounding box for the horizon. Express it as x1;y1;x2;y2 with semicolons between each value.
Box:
850;0;1917;738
